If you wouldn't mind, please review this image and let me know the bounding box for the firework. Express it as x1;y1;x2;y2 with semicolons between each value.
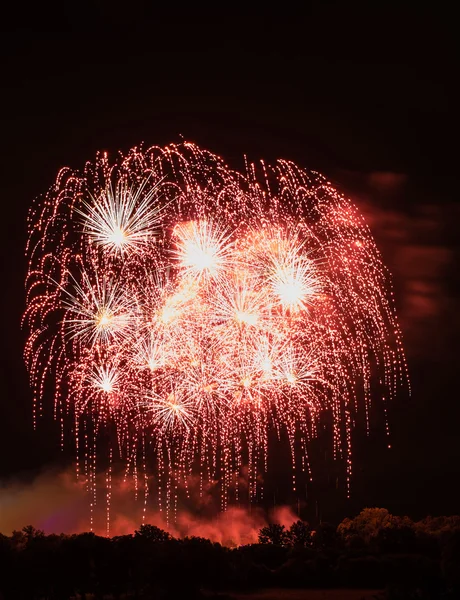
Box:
23;143;408;522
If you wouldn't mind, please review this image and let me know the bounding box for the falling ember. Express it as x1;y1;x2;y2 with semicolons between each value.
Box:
23;142;408;518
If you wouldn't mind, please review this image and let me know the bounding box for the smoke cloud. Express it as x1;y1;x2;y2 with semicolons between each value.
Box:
0;466;298;546
336;168;459;361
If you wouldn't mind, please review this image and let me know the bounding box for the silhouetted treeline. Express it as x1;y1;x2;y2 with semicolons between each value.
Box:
1;508;460;599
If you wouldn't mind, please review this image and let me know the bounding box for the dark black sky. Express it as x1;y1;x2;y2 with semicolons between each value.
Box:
1;3;459;525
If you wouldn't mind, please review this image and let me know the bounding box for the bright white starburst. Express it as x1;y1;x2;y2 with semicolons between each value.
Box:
60;268;133;346
141;390;196;433
270;257;318;311
90;364;119;394
75;177;162;255
172;220;232;279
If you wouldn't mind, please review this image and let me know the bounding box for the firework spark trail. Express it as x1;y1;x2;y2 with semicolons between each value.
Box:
23;142;408;522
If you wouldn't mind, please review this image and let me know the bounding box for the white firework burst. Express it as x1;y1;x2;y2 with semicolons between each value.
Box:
76;176;163;255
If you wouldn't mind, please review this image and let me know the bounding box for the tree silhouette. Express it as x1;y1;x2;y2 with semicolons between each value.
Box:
337;507;412;546
312;522;339;552
134;523;172;543
288;520;313;548
1;508;459;598
442;528;460;595
258;523;290;546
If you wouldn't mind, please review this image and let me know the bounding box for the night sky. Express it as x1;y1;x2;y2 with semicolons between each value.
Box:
1;4;459;527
